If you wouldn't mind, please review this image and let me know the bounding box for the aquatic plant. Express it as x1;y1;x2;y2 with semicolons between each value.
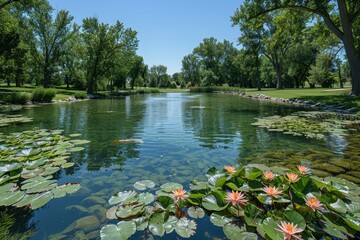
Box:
252;111;360;140
101;164;360;240
0;114;33;127
0;129;89;209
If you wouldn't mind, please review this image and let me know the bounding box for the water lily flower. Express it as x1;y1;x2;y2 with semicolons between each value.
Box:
263;171;275;180
304;196;324;211
297;165;310;175
224;165;236;175
225;190;248;206
285;172;300;183
277;221;304;240
262;186;282;198
172;189;188;203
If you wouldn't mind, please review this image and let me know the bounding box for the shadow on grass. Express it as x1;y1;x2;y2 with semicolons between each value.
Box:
298;95;360;107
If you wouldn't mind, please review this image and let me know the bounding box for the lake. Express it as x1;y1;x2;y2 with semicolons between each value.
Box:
2;93;359;239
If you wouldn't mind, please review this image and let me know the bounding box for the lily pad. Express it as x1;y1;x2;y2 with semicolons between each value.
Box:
134;180;155;190
100;221;136;240
175;218;197;238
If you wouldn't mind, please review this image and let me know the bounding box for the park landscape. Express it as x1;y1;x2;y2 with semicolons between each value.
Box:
1;0;360;239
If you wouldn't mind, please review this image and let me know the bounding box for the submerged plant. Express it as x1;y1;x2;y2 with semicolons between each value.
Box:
101;164;360;240
252;111;360;140
0;129;89;209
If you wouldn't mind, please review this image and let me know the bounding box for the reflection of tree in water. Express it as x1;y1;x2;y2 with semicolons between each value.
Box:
0;207;35;240
73;97;146;171
184;94;298;149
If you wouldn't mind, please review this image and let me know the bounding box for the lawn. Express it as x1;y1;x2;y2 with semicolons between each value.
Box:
244;88;360;107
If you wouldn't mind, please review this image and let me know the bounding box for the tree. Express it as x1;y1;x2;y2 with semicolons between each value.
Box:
24;1;76;87
149;65;168;88
81;18;138;93
181;54;201;86
233;9;307;89
128;55;145;90
308;53;336;88
234;0;360;95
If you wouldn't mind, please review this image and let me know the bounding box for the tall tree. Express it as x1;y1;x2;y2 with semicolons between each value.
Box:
149;65;168;88
234;0;360;95
128;55;145;89
233;9;306;89
181;54;201;86
82;18;138;93
24;1;76;87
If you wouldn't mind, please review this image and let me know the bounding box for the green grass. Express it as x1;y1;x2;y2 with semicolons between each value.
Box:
244;88;360;107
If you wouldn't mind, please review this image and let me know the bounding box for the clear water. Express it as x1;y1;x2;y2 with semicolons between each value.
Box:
2;93;358;239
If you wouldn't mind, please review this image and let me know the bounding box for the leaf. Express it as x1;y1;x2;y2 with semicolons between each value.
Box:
134;180;155;190
329;198;348;214
0;163;22;177
138;192;155;205
116;203;144;219
100;221;136;240
30;191;54;209
160;182;183;192
210;213;233;227
223;223;248;240
149;212;165;236
106;206;118;220
0;190;25;206
187;207;205;219
244;204;264;227
68;147;84;152
202;191;228;211
258;218;283;240
71;139;91;145
283;210;306;230
164;215;178;234
109;190;138;205
175;218;197;238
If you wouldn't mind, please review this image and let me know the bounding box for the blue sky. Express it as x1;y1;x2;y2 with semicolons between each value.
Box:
49;0;243;75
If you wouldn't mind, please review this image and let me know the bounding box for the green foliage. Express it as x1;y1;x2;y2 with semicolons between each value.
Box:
0;129;88;209
0;113;32;127
3;92;31;104
74;92;87;99
102;164;360;239
31;88;56;102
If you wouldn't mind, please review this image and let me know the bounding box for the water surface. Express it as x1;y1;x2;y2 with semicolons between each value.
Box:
2;93;358;239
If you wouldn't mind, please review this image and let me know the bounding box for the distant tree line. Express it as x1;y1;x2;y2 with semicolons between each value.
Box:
1;0;359;95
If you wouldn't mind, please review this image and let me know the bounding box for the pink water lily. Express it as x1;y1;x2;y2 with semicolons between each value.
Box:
285;172;300;183
224;165;236;175
277;221;304;240
305;196;324;211
297;165;310;175
225;190;248;206
263;171;275;180
262;186;282;198
172;188;188;203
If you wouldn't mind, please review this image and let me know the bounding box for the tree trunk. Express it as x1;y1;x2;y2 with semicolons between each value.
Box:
336;0;360;95
43;67;51;88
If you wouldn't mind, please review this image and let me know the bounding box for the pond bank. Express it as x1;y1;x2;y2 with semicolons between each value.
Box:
218;91;360;114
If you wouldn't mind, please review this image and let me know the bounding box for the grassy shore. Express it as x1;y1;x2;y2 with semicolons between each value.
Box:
2;84;360;107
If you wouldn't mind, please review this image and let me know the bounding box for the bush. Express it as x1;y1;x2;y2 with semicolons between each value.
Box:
32;88;56;103
4;92;31;104
74;92;88;99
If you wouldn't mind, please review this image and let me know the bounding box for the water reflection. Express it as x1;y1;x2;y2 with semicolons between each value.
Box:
1;93;359;239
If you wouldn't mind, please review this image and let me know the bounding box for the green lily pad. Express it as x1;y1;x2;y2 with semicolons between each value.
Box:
202;191;228;211
210;213;233;227
160;182;183;192
187;207;205;219
29;191;54;209
138;192;155;205
100;221;136;240
175;218;197;238
109;190;138;205
149;212;165;236
134;180;155;190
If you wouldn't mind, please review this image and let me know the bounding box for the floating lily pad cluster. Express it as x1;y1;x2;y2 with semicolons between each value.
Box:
0;105;23;112
253;111;360;140
102;164;360;240
0;114;33;127
101;180;199;239
0;129;89;209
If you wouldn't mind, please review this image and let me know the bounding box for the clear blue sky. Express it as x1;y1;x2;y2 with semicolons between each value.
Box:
49;0;243;75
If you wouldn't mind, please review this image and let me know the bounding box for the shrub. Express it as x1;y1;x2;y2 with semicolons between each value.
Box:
4;92;31;104
32;88;56;103
74;92;88;99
